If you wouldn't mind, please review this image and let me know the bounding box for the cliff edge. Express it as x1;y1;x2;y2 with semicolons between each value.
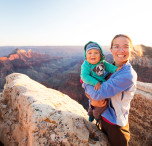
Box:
0;73;108;146
0;73;151;146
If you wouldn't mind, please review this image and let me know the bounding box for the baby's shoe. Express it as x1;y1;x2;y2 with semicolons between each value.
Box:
89;116;94;122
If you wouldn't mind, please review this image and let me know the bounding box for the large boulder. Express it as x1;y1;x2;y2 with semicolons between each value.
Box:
0;73;108;146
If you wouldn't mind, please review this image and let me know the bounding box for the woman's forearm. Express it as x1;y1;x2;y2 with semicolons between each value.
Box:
82;72;135;100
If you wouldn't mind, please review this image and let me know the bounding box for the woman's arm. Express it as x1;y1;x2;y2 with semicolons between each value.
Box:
104;60;117;73
83;68;137;100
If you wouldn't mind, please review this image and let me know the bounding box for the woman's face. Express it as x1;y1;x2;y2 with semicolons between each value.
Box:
110;36;131;66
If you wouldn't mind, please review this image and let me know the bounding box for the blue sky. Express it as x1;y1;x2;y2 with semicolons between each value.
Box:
0;0;152;46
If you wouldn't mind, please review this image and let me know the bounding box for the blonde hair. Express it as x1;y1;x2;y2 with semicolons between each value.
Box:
110;34;143;60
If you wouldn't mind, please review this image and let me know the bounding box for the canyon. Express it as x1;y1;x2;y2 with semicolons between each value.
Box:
0;45;152;110
0;45;151;145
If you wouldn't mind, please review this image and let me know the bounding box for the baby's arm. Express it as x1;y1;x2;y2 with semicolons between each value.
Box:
81;61;99;86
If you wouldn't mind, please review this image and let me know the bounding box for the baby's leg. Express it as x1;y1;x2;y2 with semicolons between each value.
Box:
88;105;94;122
93;105;107;120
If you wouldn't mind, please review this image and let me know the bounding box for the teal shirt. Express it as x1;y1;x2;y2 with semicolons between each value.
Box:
81;60;117;86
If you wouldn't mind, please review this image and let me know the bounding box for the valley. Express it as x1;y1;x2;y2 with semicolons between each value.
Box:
0;45;152;110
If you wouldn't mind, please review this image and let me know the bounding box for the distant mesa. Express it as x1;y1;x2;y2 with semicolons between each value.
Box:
0;48;59;67
0;48;62;82
10;48;26;55
0;48;64;93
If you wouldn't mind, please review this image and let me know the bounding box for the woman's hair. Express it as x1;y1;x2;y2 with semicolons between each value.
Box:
110;34;143;60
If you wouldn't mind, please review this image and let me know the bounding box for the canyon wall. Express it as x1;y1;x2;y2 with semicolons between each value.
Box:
129;81;152;146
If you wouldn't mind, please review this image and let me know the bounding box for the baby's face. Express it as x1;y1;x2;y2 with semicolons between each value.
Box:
86;49;101;64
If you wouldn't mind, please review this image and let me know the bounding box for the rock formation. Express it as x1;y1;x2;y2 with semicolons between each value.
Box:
0;48;58;68
129;81;152;146
0;73;108;146
131;45;152;83
0;48;62;92
0;69;152;145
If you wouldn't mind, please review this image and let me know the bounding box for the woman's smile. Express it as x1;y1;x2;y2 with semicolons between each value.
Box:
117;55;126;58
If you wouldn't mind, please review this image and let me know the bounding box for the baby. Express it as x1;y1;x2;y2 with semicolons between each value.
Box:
81;41;119;122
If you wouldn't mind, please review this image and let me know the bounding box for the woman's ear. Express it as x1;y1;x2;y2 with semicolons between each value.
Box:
110;48;113;54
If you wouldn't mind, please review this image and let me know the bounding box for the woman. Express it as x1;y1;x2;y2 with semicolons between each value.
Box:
83;34;141;146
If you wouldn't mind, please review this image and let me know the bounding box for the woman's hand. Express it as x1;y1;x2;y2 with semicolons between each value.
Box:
94;82;101;90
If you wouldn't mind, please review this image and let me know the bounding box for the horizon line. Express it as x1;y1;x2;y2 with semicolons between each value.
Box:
0;44;148;47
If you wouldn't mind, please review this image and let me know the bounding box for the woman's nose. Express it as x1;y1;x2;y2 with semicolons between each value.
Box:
119;47;125;52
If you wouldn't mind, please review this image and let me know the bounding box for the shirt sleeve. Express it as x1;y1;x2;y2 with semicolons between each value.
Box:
81;61;98;86
82;68;137;100
104;61;117;73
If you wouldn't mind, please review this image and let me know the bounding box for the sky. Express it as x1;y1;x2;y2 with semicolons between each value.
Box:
0;0;152;46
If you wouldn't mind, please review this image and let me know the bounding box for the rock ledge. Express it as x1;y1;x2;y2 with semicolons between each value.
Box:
0;73;108;146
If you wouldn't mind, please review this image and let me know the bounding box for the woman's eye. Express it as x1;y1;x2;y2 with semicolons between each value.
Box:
124;46;129;49
112;46;119;49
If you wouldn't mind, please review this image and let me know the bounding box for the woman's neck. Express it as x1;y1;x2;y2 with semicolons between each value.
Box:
114;61;127;67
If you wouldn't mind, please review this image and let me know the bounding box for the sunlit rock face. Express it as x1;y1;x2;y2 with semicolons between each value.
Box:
0;73;108;146
0;48;61;92
0;48;53;67
129;81;152;146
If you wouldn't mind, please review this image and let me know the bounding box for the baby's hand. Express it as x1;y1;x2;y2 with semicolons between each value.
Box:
94;82;101;90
